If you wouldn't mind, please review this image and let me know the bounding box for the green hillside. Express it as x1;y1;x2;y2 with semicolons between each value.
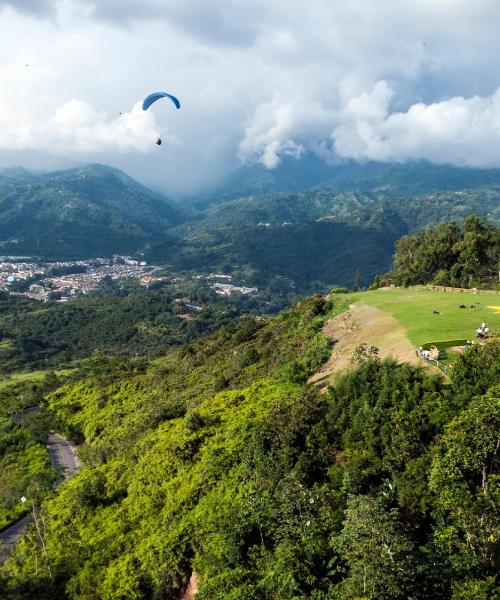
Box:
1;161;499;295
152;212;404;292
0;164;184;257
1;295;498;599
187;154;341;210
160;188;499;293
0;286;241;373
189;156;500;210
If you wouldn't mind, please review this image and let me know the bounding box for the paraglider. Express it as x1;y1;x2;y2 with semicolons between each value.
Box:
142;91;180;146
142;92;180;111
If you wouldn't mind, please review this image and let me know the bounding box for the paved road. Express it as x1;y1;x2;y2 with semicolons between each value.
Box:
47;432;80;481
0;411;80;562
0;516;31;562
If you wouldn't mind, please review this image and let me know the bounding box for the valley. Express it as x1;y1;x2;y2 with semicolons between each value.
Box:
0;159;498;599
1;161;500;296
2;3;500;597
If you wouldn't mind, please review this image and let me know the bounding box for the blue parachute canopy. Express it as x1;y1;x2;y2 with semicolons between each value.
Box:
142;92;180;111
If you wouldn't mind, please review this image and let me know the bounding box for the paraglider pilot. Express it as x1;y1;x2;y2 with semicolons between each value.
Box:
142;91;180;145
476;322;489;338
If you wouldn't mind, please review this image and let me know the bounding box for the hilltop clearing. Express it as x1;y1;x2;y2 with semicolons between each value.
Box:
353;286;500;346
309;286;500;389
1;294;499;599
308;303;419;390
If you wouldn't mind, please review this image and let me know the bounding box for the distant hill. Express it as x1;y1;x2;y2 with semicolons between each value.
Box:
0;164;184;258
1;159;499;294
151;201;407;292
188;154;342;209
188;156;500;211
158;180;499;293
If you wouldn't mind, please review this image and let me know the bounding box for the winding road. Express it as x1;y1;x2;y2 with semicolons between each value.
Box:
0;408;80;562
46;432;80;480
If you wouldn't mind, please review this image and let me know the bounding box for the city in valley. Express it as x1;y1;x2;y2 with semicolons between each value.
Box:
0;256;258;302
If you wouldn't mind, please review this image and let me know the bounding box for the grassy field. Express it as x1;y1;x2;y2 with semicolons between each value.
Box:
348;287;500;347
0;369;74;391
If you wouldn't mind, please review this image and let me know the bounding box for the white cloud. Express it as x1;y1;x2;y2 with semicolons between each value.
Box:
0;93;161;154
238;99;337;168
333;82;500;168
3;0;500;193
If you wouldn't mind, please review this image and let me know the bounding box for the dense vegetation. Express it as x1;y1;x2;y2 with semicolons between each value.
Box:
0;283;248;373
376;215;500;288
156;209;404;292
162;182;500;292
0;164;183;257
1;294;498;599
0;374;64;530
189;154;500;209
1;160;500;295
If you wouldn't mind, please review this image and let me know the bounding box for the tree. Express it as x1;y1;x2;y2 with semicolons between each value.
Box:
335;495;416;599
429;386;500;573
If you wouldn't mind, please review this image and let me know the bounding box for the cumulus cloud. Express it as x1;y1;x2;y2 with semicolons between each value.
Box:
238;80;500;170
333;82;500;168
0;93;162;154
48;101;162;153
238;98;337;168
3;0;500;193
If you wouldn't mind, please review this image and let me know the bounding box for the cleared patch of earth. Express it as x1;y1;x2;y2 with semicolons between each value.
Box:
180;572;198;600
309;303;421;391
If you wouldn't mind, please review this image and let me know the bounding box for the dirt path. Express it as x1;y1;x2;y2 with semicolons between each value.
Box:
309;303;420;391
181;572;199;600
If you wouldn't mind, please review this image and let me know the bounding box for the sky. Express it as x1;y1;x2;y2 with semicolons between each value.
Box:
2;0;500;196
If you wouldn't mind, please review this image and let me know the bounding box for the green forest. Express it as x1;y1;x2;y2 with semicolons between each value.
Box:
0;165;499;598
0;286;244;373
375;215;500;289
1;295;498;599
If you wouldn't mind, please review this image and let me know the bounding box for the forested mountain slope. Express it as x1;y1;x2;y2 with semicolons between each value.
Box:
159;186;499;292
157;207;405;292
0;164;183;257
189;156;500;210
1;294;498;600
1;160;499;295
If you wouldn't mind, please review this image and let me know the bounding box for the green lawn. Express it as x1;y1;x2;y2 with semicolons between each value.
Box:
350;287;500;346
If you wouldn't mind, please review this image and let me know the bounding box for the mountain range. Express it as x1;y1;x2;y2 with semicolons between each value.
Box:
0;157;499;291
189;154;500;209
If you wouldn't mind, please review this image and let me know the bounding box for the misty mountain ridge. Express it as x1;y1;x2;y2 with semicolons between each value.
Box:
188;153;500;209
